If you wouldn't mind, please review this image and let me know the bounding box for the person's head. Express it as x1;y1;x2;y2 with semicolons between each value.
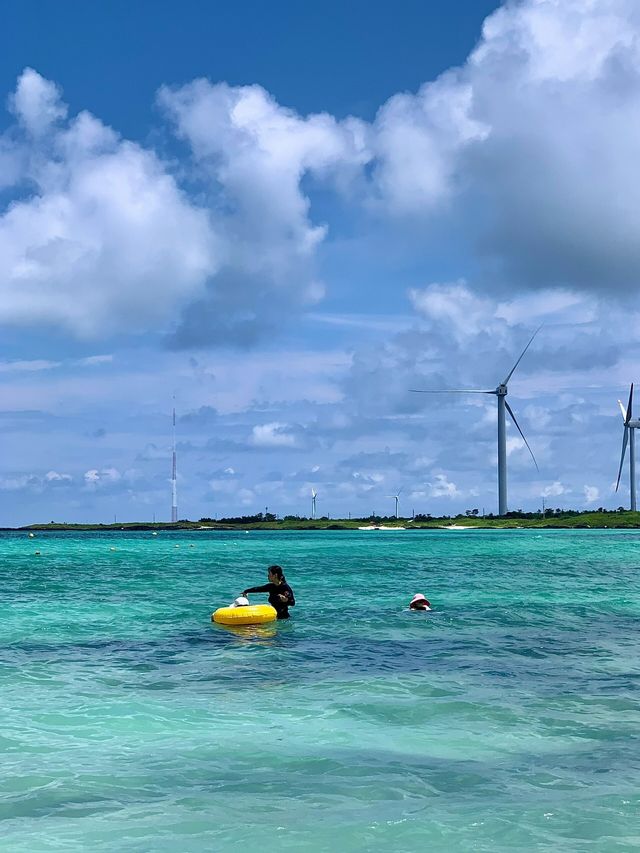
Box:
409;593;431;610
268;564;285;584
232;596;250;607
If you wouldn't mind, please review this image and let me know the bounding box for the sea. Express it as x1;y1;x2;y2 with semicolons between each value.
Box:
1;528;639;852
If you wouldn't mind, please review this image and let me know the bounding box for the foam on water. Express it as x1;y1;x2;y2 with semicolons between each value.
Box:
1;529;639;851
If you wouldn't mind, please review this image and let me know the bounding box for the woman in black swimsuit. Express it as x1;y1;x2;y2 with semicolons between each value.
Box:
243;565;295;619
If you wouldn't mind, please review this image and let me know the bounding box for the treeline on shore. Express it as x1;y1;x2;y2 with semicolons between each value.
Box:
13;507;640;530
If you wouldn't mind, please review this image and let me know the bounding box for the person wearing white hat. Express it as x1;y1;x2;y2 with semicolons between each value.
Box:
409;593;432;611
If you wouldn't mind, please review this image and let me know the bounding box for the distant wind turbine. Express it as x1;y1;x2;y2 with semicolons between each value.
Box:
311;489;317;520
385;488;402;519
616;383;638;511
171;398;178;523
411;328;541;516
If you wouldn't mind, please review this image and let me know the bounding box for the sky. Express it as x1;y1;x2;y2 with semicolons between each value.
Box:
1;0;640;525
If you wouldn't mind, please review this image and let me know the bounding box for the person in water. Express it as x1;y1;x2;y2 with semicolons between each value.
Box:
243;565;295;619
409;593;431;611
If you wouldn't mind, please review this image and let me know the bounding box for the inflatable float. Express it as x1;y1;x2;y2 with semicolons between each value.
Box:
212;603;277;626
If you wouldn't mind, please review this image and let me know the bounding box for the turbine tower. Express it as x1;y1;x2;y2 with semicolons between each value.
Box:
616;383;638;511
386;488;402;519
411;328;540;516
311;489;317;520
171;401;178;523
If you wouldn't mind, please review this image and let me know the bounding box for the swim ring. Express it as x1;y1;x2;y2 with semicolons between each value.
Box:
212;604;277;626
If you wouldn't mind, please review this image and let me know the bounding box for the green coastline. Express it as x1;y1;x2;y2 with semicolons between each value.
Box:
13;509;640;531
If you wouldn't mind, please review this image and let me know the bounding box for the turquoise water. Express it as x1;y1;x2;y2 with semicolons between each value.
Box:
1;529;639;852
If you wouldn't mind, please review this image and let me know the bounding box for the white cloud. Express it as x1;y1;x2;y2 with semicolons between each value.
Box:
0;359;61;373
77;355;113;367
45;470;72;482
542;481;568;498
9;67;67;136
0;69;217;339
84;467;121;486
584;485;600;503
409;281;495;342
428;473;459;498
250;422;297;448
0;474;39;491
0;470;72;492
506;436;525;457
369;0;640;292
159;80;369;345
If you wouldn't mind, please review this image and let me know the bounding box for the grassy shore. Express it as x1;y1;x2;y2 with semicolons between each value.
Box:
14;511;640;531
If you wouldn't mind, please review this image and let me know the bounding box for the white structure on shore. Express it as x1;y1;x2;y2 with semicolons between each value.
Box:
616;383;638;511
411;329;540;516
311;489;317;520
171;402;178;523
386;489;402;519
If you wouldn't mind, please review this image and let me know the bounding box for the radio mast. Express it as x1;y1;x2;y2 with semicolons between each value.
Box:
171;400;178;523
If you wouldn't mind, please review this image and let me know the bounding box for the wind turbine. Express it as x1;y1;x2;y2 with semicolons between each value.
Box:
311;489;317;520
411;328;540;516
616;383;638;511
386;488;402;519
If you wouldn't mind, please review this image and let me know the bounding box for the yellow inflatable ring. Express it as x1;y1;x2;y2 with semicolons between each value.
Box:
212;604;277;626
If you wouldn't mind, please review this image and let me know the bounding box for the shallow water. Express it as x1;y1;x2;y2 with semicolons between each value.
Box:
1;528;639;851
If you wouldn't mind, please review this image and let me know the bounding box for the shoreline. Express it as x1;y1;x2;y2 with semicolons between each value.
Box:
6;511;640;532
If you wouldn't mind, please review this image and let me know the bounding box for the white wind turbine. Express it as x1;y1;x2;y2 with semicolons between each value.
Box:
411;329;540;516
311;489;317;520
386;488;402;519
616;383;638;511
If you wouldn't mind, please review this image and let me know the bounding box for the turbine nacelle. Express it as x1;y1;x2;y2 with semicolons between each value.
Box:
495;384;508;396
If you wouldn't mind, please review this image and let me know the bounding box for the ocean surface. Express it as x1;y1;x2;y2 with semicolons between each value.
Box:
1;528;639;852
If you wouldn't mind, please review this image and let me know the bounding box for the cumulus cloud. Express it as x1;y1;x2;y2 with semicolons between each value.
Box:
84;467;121;486
584;484;600;503
44;470;72;482
158;80;369;346
0;69;216;339
542;481;569;498
0;470;72;492
428;473;460;498
369;0;640;292
3;0;640;348
9;68;67;136
250;422;297;448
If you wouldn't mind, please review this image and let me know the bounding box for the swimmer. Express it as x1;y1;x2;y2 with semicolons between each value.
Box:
243;565;295;620
409;593;431;611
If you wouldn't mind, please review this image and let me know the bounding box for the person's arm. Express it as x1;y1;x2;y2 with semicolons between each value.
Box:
242;583;272;595
280;586;295;606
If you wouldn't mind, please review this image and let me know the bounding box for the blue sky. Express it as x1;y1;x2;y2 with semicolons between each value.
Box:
1;0;639;525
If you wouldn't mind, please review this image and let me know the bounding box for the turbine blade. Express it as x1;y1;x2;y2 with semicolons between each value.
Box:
410;389;494;394
504;400;539;471
501;325;542;386
618;400;627;422
626;383;634;424
616;425;630;492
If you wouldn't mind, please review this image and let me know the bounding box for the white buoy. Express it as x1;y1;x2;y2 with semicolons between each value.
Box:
29;532;35;538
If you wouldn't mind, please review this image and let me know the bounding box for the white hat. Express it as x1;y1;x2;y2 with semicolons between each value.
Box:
231;596;250;607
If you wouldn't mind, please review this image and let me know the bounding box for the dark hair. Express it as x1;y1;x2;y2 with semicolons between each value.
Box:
268;564;285;581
